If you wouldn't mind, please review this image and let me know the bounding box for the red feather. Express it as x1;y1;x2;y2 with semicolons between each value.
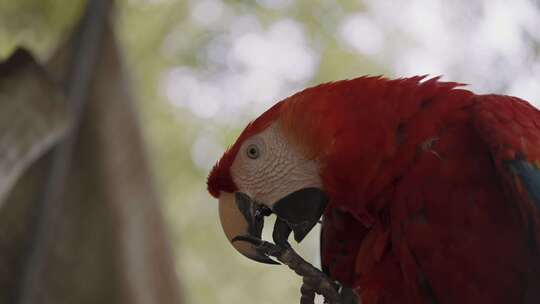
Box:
306;77;540;303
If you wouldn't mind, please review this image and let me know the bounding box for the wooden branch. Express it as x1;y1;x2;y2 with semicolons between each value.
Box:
0;1;182;304
16;0;111;303
0;49;67;207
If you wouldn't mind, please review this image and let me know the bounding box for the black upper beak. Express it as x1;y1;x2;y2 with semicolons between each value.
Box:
272;187;329;242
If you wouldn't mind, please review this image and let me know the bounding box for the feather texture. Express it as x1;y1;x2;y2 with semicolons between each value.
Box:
313;79;540;303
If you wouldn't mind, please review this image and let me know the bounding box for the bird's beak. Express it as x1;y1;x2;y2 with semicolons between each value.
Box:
271;187;329;242
219;191;279;264
219;188;329;265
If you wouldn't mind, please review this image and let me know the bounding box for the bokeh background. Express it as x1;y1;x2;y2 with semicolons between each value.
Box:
1;0;539;303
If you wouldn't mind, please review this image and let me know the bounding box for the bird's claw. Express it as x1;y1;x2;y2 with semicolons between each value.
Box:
251;238;345;303
233;235;357;303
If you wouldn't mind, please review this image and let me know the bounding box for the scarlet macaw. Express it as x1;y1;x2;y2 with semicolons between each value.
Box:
207;76;540;303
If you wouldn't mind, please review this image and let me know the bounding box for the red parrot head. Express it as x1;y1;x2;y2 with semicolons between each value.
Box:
206;92;331;264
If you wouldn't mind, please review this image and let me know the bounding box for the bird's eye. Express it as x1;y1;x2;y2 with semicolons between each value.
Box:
246;144;260;159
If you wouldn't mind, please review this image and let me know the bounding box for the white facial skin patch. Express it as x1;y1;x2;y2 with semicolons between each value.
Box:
230;122;322;207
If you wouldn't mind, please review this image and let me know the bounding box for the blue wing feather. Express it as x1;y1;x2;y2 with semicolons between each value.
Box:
509;160;540;211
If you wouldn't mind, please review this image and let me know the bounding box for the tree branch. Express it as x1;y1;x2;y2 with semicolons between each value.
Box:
16;1;112;303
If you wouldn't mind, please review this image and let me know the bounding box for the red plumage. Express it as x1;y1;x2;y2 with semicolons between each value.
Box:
208;76;540;303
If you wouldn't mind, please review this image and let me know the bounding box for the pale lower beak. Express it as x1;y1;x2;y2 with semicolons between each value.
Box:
218;192;278;264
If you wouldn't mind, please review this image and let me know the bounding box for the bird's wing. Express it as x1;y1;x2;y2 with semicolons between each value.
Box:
473;94;540;253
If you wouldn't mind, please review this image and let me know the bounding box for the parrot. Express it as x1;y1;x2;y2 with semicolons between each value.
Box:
206;75;540;303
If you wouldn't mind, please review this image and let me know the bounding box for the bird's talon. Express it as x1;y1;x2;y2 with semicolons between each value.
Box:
232;231;344;303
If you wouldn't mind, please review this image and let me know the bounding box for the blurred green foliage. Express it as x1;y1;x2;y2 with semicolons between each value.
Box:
0;0;84;58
